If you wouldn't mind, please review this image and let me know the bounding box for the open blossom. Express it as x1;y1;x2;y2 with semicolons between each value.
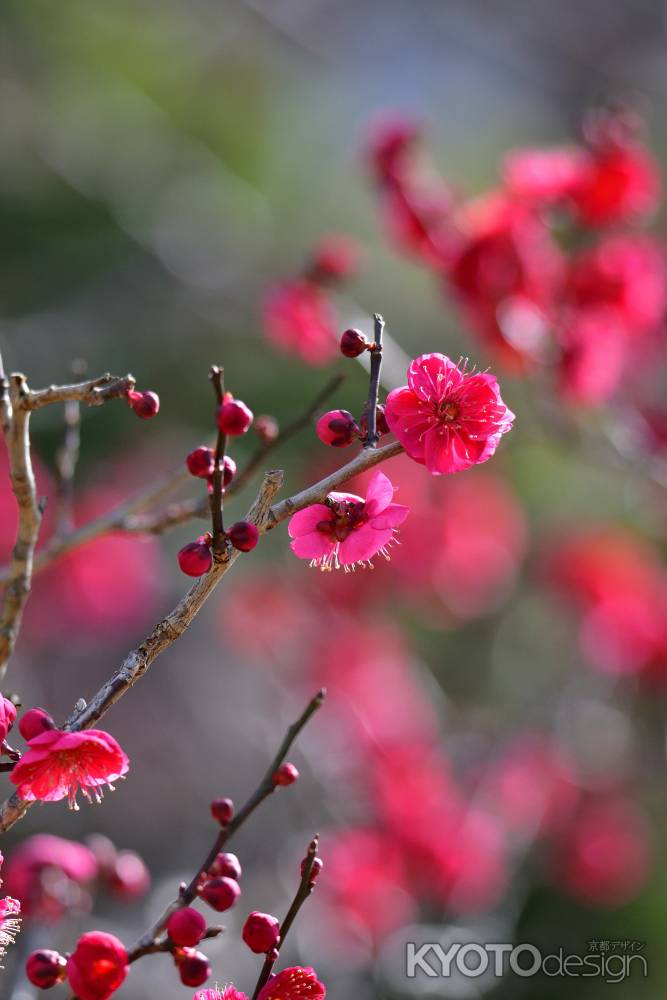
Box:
0;895;20;965
288;471;409;571
66;931;128;1000
196;990;248;1000
0;852;20;966
194;969;325;1000
11;728;129;809
385;353;514;474
257;968;325;1000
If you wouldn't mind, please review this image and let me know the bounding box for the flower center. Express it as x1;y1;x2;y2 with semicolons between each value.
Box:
437;400;459;422
317;499;367;542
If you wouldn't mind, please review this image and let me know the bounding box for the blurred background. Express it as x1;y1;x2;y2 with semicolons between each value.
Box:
1;1;667;997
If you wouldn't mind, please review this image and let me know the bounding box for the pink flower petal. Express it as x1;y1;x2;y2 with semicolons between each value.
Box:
407;353;463;402
290;532;334;561
288;505;331;539
364;471;395;516
339;525;395;565
384;387;432;459
370;503;410;530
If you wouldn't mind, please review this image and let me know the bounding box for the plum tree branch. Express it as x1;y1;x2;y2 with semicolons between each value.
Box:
0;434;403;832
0;375;42;680
0;374;345;582
24;372;136;410
129;689;326;959
251;835;320;999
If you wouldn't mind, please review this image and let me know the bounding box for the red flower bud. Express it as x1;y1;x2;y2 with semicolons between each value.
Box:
167;907;207;947
199;875;240;912
360;403;390;438
273;762;299;787
19;707;56;742
208;851;242;880
66;932;128;1000
227;521;259;553
340;328;369;357
222;456;237;486
207;456;237;494
210;797;234;826
178;537;213;577
128;389;160;419
242;911;280;954
176;949;211;987
255;414;280;443
26;950;67;989
186;447;215;479
217;399;253;436
315;410;359;448
301;856;324;883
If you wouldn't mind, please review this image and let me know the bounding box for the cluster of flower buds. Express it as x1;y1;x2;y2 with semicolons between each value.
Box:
196;846;243;914
166;907;215;987
126;388;160;419
186;446;237;491
178;387;261;576
177;522;259;577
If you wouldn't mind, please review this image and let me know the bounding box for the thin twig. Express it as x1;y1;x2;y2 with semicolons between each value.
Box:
128;925;223;964
129;690;325;958
0;352;12;437
0;375;42;680
0;437;403;832
0;374;345;582
209;367;227;556
26;373;136;411
362;313;384;448
252;836;320;999
0;469;284;833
